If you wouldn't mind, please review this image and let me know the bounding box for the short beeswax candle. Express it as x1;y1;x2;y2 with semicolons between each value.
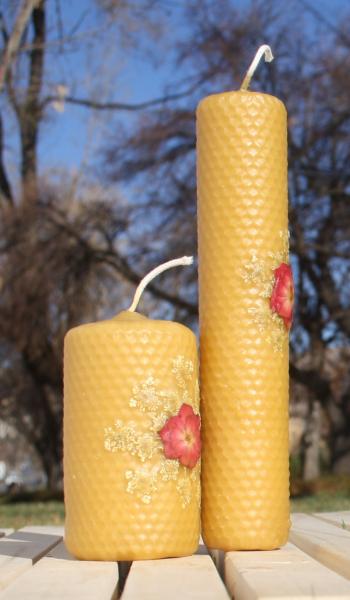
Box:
197;46;294;550
64;257;201;560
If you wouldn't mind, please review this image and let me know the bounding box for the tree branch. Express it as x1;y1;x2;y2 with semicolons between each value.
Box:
290;363;332;404
43;84;199;112
0;114;13;205
42;205;198;316
0;0;42;93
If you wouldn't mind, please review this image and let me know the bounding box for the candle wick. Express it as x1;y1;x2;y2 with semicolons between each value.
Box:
127;256;194;313
240;44;274;91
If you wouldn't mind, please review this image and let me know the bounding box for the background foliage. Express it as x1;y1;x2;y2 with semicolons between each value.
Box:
0;0;349;489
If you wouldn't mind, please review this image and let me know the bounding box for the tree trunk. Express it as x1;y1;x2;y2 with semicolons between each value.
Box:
0;115;13;204
19;1;45;203
302;400;321;481
33;408;62;492
0;0;42;92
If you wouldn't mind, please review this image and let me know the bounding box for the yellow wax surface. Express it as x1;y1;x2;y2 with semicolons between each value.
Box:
197;91;290;550
64;311;200;560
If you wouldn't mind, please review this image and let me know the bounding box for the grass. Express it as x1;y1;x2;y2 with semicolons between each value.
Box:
0;500;65;530
0;476;349;529
290;474;350;512
290;490;350;513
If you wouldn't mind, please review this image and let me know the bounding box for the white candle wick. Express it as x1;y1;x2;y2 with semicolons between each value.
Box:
127;256;193;313
240;44;274;91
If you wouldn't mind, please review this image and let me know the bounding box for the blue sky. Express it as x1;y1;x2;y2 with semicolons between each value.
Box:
6;0;350;186
38;0;182;176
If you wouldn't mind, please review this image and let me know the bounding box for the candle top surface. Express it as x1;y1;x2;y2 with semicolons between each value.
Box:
197;89;286;115
65;311;196;339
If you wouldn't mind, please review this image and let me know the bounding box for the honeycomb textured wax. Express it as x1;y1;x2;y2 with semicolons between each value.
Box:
64;311;200;560
197;91;291;550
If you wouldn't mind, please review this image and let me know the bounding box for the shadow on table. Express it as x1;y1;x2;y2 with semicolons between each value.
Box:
0;530;62;560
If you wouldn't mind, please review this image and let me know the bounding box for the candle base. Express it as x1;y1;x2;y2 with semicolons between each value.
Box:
64;316;200;561
202;517;290;552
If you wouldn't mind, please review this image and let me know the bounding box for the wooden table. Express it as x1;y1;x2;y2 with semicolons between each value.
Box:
1;512;350;598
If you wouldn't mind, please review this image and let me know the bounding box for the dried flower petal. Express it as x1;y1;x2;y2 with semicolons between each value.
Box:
159;403;201;468
270;262;294;330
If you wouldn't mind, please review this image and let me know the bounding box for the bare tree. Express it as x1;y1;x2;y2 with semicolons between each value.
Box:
1;0;350;486
0;0;193;489
101;0;350;475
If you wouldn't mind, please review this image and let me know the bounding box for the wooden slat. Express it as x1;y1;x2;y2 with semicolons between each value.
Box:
290;513;350;581
121;555;230;599
0;530;14;539
20;526;64;536
0;526;62;591
225;542;350;599
313;511;350;531
1;541;118;600
196;536;209;556
208;549;225;578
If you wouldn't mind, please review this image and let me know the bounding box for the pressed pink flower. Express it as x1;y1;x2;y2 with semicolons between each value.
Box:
159;403;201;468
270;262;294;330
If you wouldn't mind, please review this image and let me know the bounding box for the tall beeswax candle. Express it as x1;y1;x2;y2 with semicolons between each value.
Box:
64;258;201;560
197;46;293;550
